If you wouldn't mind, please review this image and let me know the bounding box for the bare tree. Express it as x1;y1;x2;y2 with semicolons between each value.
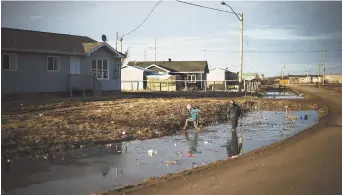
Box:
121;48;130;66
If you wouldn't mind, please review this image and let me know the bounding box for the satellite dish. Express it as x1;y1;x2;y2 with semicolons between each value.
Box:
102;34;107;42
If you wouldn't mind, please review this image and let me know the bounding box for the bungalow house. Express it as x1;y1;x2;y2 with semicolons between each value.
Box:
1;27;125;96
127;59;209;90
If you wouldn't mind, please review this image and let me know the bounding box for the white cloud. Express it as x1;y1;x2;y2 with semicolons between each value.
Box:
30;15;44;20
245;25;341;41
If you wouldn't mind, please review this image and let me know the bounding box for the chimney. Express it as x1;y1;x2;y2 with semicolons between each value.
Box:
168;58;171;62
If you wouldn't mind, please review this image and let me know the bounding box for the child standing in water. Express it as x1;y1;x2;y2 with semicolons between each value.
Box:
183;104;203;132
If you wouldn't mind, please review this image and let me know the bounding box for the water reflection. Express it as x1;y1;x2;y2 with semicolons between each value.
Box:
225;131;243;158
184;131;199;157
2;110;319;195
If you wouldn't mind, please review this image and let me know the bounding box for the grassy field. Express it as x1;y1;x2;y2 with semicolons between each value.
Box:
1;95;317;156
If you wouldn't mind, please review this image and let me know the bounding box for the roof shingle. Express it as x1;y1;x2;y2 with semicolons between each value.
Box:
1;27;101;54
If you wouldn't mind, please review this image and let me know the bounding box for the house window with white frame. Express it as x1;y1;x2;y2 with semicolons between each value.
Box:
47;56;60;72
2;53;18;71
187;74;196;83
92;59;109;79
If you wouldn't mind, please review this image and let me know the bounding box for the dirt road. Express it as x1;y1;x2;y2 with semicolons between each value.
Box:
103;86;342;195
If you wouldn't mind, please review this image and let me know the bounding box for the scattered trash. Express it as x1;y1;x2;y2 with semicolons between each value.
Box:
300;115;308;121
111;121;114;124
164;160;177;165
106;144;112;147
80;145;86;149
39;113;44;117
122;131;126;135
148;149;154;156
204;141;208;144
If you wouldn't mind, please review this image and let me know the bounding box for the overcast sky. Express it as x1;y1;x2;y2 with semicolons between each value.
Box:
2;1;342;76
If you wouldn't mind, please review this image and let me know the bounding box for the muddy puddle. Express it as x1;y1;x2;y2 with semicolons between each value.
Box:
2;110;318;195
261;90;303;99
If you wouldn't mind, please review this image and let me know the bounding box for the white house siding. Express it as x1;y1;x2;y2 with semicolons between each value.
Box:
80;47;122;91
121;66;145;90
207;69;226;82
326;74;342;83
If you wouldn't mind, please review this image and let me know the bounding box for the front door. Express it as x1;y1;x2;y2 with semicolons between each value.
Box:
70;56;80;74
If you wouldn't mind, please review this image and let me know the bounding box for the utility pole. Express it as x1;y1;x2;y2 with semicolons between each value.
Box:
116;32;119;50
317;64;321;77
239;12;244;92
221;2;243;92
154;38;157;62
281;65;285;79
323;49;327;85
144;50;147;61
120;37;123;53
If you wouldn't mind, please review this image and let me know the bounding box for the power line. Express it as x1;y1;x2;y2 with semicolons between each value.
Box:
175;0;235;14
120;1;163;38
145;48;342;53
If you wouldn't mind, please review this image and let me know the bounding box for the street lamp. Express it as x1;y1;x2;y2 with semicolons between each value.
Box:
221;1;244;92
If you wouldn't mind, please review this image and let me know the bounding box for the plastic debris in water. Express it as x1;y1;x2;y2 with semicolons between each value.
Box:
204;141;208;144
164;160;177;165
106;143;112;147
80;145;85;148
300;115;308;121
148;149;154;156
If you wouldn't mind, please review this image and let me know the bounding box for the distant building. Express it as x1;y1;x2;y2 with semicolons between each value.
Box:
325;74;342;83
206;68;238;90
242;72;264;81
127;59;209;90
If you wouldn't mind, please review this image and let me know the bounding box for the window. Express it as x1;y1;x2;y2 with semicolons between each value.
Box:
187;75;196;83
2;53;17;71
112;61;120;79
47;56;60;72
92;59;109;80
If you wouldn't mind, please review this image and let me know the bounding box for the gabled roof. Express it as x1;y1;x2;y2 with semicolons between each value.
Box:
209;68;236;73
127;61;209;73
1;27;125;57
121;65;154;72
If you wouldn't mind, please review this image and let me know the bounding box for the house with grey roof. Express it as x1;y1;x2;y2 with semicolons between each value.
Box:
1;27;125;96
127;59;209;90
